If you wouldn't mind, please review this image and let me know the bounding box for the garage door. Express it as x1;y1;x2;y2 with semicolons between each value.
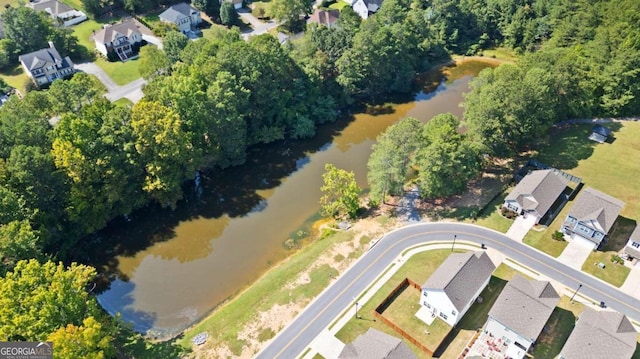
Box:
570;234;598;251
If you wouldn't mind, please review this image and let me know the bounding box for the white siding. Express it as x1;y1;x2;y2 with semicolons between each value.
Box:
420;289;458;327
352;0;369;19
485;317;533;359
95;41;108;56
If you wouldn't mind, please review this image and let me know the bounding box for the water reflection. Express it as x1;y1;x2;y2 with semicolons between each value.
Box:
87;60;497;337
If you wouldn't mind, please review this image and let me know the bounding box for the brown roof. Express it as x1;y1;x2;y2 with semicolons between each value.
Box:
422;251;496;311
559;308;637;359
94;19;144;45
488;275;560;341
505;169;568;216
339;328;417;359
309;9;340;25
568;187;625;234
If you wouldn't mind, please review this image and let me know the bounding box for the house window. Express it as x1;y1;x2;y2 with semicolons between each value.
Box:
422;290;428;297
452;310;457;316
439;312;448;320
424;302;430;309
632;242;640;248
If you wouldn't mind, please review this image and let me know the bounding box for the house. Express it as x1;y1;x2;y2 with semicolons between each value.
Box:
159;3;202;33
484;274;559;359
503;169;569;224
338;328;417;359
588;125;612;143
558;308;637;359
93;19;146;61
28;0;87;27
623;226;640;260
225;0;243;10
352;0;383;19
420;251;495;327
308;9;340;28
18;42;74;87
561;187;624;249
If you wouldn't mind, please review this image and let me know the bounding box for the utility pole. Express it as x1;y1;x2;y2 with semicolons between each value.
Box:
355;302;359;319
451;235;457;252
570;284;582;303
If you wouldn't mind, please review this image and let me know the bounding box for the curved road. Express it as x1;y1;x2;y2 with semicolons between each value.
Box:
255;222;640;359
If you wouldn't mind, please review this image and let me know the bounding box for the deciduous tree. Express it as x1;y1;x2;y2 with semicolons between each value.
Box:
320;164;360;219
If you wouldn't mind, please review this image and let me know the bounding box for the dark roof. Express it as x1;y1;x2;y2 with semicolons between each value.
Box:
559;308;637;359
488;275;559;340
160;2;198;23
29;0;73;16
422;251;496;311
568;187;624;234
309;9;340;25
94;19;144;44
505;169;568;216
592;125;612;137
339;328;417;359
18;44;72;72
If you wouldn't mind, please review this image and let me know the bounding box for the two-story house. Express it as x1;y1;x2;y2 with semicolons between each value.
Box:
503;169;569;225
93;19;145;61
484;275;559;359
558;308;637;359
420;251;495;327
159;3;202;33
562;187;624;249
623;226;640;260
18;42;74;87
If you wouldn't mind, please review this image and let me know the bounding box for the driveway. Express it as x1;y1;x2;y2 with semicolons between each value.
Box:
620;266;640;297
238;9;278;38
75;62;146;104
505;214;536;242
142;35;163;50
557;235;596;269
74;62;118;92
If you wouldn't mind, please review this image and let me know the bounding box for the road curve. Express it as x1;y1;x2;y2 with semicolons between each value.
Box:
255;222;640;359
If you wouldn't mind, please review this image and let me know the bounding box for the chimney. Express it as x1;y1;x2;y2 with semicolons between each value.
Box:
48;41;55;49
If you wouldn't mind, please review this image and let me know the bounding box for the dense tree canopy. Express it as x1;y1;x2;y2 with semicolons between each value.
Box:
320;164;361;219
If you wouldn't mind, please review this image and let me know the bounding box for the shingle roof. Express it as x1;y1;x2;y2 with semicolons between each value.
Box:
568;187;624;234
29;0;73;16
338;328;417;359
94;19;143;45
18;45;70;71
309;9;340;25
488;274;559;341
592;125;612;137
624;226;640;258
422;251;496;311
505;169;568;216
160;2;198;23
560;308;637;359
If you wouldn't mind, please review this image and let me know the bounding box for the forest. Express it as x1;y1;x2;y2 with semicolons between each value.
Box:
1;0;639;355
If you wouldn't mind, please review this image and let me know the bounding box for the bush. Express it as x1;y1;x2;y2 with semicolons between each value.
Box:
500;206;518;219
552;231;565;241
611;255;624;265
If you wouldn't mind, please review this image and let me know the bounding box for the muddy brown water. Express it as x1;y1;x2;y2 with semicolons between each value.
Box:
91;60;496;338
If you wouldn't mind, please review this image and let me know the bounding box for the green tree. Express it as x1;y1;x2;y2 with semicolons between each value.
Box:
192;0;220;21
220;2;239;27
271;0;312;31
367;117;421;204
163;31;189;63
0;39;17;69
0;220;41;276
138;46;170;79
320;164;361;219
0;259;101;342
2;7;50;54
47;316;115;359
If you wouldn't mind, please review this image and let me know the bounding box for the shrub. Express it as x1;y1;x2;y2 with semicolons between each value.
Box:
552;231;565;241
611;255;624;265
500;206;518;219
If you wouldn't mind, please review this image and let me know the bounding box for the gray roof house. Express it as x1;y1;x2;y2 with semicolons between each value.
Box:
503;169;568;224
420;251;495;326
338;328;417;359
28;0;87;26
159;3;202;33
623;226;640;260
484;274;560;359
562;187;625;248
93;19;147;60
352;0;384;19
559;308;637;359
18;42;74;87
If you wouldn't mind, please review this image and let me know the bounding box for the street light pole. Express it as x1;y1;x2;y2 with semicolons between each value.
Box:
451;235;457;252
570;284;582;303
355;302;359;319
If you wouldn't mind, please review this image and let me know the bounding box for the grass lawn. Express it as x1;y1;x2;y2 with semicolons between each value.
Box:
328;1;349;10
522;203;571;257
94;57;141;86
251;0;273;19
469;193;514;234
531;296;583;358
113;97;133;107
72;19;104;52
0;0;19;12
480;47;519;62
0;64;28;95
179;229;356;356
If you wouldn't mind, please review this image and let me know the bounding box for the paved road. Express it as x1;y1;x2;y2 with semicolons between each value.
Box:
255;222;640;359
74;62;146;103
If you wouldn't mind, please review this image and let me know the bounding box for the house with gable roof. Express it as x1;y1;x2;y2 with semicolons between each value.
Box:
18;42;74;87
338;328;417;359
93;19;148;61
483;274;560;359
623;226;640;260
561;187;625;249
420;251;495;327
503;169;569;224
558;308;637;359
352;0;383;19
308;9;340;28
28;0;87;27
159;3;202;33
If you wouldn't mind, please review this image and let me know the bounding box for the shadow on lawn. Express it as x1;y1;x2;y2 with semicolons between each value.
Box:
530;307;576;358
602;217;637;252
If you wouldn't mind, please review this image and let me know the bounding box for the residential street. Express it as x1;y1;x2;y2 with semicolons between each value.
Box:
255;222;640;359
74;62;146;103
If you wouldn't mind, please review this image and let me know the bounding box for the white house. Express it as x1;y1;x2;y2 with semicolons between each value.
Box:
561;187;624;249
352;0;383;19
28;0;87;27
159;3;202;33
623;226;640;260
420;251;495;327
93;19;146;61
484;274;559;359
559;308;637;359
503;169;568;224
